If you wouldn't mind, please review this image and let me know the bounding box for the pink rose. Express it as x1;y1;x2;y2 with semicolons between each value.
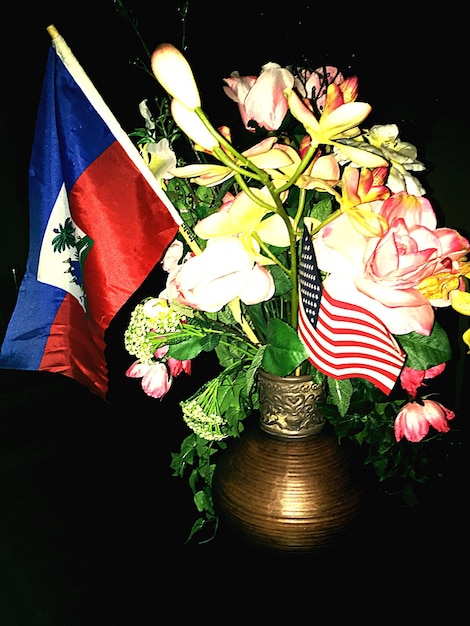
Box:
314;192;470;336
394;399;455;442
163;237;274;312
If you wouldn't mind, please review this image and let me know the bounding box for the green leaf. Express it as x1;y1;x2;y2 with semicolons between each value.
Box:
396;321;452;370
261;318;308;375
327;377;353;417
168;334;220;360
270;264;292;296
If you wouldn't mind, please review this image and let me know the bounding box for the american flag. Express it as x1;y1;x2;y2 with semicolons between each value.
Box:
298;226;405;395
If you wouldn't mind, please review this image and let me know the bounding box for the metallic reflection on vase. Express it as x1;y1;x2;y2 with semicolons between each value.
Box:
212;370;366;554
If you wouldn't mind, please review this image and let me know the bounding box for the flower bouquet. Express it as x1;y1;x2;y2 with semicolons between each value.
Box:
120;16;469;540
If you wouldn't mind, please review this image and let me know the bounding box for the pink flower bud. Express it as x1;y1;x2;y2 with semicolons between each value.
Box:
394;399;455;442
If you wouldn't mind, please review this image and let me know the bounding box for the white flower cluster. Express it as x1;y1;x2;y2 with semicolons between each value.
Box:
181;399;227;441
124;297;183;364
124;303;157;364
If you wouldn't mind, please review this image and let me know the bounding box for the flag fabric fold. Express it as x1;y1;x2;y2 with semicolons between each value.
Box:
298;225;405;395
0;29;181;400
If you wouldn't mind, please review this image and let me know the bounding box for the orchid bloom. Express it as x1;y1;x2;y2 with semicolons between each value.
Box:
151;43;201;110
285;84;388;168
394;399;455;442
313;191;470;336
161;236;275;312
193;187;291;265
223;62;295;132
364;124;426;195
171;136;294;187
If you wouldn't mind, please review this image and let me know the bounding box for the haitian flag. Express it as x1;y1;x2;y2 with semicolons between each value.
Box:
0;27;181;400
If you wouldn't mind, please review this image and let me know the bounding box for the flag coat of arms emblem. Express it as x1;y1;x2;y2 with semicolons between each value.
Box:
0;28;181;400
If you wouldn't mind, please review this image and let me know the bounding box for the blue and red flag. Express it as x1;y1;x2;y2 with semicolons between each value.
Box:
0;28;181;400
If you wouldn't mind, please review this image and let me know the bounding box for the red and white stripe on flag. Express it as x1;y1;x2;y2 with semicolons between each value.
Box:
298;286;405;395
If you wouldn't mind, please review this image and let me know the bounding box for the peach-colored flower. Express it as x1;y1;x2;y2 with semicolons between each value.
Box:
285;86;388;168
294;66;344;112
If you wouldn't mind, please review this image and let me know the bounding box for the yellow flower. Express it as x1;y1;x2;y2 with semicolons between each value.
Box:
285;87;388;168
172;137;294;187
266;145;340;191
194;186;291;265
418;273;462;301
450;288;470;316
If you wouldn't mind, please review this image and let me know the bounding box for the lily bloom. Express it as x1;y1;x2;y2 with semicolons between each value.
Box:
285;85;387;168
394;399;455;442
171;137;293;187
194;187;291;265
125;360;172;400
139;137;178;181
339;165;390;237
266;144;340;191
223;62;294;132
171;99;219;151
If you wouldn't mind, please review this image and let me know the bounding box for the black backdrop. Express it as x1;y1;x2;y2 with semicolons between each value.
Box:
0;2;467;622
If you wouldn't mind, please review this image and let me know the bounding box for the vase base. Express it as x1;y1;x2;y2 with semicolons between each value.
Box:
213;419;367;555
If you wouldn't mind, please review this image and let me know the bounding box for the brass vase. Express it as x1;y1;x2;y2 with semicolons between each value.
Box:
212;370;366;554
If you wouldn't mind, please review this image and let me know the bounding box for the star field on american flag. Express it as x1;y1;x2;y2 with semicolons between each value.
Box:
298;224;322;329
297;225;405;395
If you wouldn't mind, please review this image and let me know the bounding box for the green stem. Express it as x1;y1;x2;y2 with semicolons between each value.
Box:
309;207;343;236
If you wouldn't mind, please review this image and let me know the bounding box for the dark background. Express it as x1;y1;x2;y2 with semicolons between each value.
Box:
0;1;468;622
